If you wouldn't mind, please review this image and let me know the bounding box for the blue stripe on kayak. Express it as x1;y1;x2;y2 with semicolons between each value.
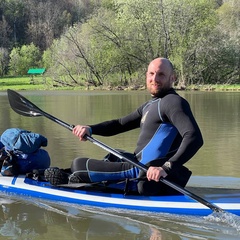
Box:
0;184;212;215
11;176;18;185
0;177;240;216
3;184;240;216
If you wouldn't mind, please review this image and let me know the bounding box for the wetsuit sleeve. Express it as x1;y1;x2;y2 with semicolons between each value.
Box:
89;104;145;136
161;95;203;171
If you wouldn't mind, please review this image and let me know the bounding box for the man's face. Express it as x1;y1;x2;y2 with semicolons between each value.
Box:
146;59;175;97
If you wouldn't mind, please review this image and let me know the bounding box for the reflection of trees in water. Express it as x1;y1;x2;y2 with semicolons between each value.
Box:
0;202;47;239
1;191;240;239
0;199;172;240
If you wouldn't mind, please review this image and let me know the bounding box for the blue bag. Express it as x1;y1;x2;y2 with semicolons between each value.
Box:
0;128;47;154
0;141;4;149
0;128;50;176
15;149;51;174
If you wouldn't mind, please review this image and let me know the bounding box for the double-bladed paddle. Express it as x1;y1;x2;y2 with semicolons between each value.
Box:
7;89;225;213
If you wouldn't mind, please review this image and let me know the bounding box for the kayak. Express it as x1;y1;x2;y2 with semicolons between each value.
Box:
5;89;240;216
0;175;240;216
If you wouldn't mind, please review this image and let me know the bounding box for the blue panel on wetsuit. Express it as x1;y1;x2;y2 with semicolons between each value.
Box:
139;123;178;165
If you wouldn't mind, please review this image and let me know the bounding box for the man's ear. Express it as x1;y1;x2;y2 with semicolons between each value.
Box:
170;73;176;84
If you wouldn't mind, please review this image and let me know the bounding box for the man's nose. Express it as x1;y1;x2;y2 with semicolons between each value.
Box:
152;73;159;82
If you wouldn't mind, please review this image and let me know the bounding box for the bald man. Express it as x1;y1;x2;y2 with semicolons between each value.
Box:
45;58;203;196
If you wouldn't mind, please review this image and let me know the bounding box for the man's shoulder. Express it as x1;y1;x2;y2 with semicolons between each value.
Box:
162;90;182;102
161;91;189;109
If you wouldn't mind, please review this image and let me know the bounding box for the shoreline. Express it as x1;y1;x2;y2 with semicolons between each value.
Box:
0;76;239;92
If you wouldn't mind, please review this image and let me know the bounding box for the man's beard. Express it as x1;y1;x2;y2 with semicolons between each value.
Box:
150;87;170;98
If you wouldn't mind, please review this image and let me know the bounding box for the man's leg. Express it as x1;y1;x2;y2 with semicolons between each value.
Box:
70;157;138;183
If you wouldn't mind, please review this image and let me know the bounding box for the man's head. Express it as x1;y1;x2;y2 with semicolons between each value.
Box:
146;58;176;97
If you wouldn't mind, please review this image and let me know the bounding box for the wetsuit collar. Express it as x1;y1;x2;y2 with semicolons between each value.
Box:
151;88;176;99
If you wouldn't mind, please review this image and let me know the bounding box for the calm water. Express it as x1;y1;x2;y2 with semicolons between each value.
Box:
0;90;240;239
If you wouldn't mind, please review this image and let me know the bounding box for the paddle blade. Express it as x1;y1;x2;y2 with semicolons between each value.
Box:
7;89;42;117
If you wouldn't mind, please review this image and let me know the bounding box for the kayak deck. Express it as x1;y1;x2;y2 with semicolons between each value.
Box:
0;175;239;216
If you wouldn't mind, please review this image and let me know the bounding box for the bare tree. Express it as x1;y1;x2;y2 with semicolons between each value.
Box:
26;0;71;50
0;16;12;48
0;47;9;76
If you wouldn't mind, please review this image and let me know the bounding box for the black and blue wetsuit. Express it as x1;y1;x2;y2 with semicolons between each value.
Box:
71;88;203;195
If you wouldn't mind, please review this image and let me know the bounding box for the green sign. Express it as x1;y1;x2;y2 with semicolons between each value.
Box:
27;68;45;74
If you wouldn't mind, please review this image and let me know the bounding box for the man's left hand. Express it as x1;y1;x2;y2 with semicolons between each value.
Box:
147;166;167;182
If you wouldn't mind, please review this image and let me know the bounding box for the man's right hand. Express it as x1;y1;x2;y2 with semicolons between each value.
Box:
72;125;91;141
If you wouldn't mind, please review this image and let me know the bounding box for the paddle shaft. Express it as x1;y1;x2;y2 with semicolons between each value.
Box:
7;89;224;213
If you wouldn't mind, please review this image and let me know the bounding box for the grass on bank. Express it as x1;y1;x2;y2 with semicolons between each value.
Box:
0;76;49;91
0;76;240;91
187;84;240;91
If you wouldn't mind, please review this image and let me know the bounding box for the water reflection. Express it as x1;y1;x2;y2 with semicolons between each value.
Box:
1;192;240;239
0;197;178;240
0;200;47;239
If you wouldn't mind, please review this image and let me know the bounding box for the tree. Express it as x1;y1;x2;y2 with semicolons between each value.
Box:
25;0;70;50
0;15;12;48
0;47;9;76
45;23;107;87
8;47;20;75
9;43;41;75
216;0;240;83
0;0;28;47
161;0;218;86
36;0;240;87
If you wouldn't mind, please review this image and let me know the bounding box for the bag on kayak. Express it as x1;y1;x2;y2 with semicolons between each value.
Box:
0;128;50;176
0;148;51;176
0;128;47;154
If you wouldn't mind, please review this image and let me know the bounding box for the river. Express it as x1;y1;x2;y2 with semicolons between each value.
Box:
0;90;239;239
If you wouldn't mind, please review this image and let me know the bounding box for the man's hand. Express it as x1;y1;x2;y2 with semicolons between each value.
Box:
72;125;91;141
146;166;167;182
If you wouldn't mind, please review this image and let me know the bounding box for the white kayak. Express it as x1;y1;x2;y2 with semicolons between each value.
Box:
0;175;239;216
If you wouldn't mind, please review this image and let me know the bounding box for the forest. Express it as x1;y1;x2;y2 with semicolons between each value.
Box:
0;0;239;88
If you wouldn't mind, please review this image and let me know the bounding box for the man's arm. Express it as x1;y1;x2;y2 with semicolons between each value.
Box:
161;94;204;171
90;104;146;136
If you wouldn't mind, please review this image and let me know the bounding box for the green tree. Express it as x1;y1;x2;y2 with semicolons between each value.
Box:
162;0;218;86
216;0;240;83
45;6;122;87
43;0;239;87
42;32;85;87
8;47;20;75
9;43;41;75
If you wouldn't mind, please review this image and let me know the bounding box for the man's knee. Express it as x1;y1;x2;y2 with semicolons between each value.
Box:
137;166;192;196
70;157;91;183
167;166;192;188
71;157;88;172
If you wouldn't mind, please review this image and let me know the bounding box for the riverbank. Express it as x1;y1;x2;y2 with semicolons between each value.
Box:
0;76;239;91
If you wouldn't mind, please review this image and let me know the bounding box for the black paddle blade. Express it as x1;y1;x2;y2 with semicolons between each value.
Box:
7;89;74;131
7;89;42;117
